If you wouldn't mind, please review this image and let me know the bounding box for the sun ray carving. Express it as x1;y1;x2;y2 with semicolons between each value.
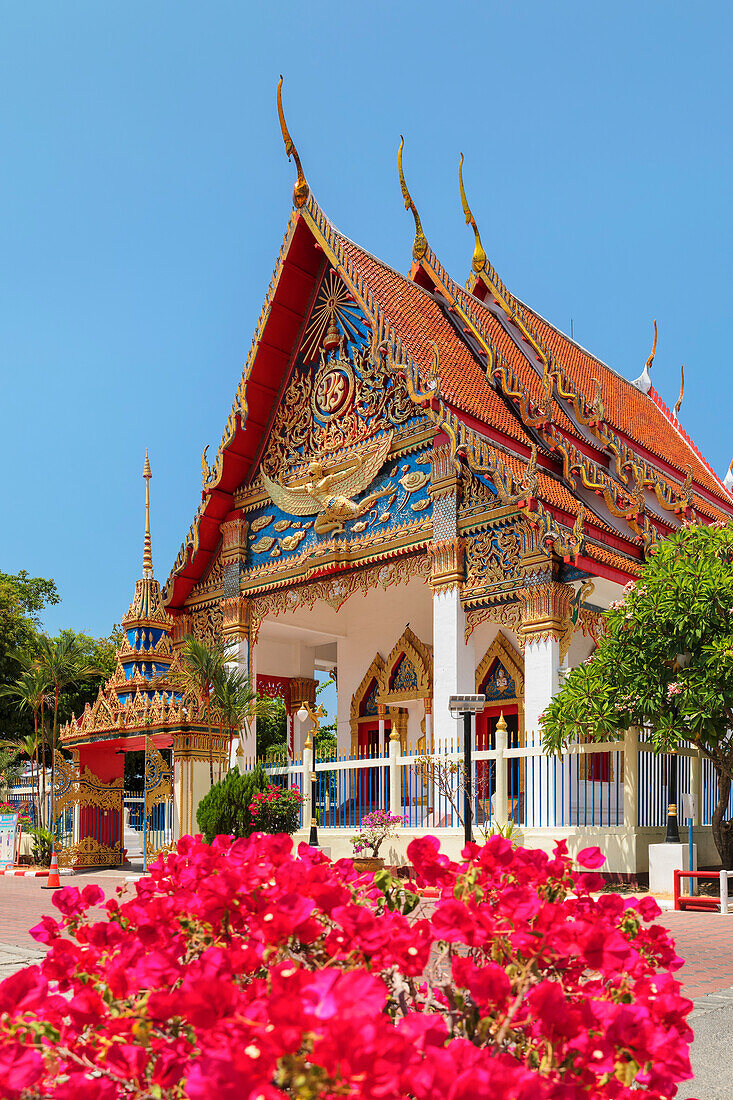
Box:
302;271;369;362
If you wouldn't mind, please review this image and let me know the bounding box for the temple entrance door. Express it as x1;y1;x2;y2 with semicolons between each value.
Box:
357;716;390;814
475;706;520;824
53;751;125;870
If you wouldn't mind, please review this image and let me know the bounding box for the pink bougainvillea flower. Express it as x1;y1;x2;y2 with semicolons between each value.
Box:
0;829;694;1099
577;845;607;868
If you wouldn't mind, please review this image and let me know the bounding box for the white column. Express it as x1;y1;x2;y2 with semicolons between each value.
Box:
519;579;573;829
432;587;475;753
173;744;214;840
378;706;386;757
522;636;560;827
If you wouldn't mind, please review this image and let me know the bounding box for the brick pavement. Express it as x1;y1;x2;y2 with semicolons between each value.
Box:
1;876;733;1001
656;910;733;999
0;869;138;949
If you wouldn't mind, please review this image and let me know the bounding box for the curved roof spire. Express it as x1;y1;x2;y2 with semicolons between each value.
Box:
724;459;733;495
673;364;685;419
458;153;487;273
397;136;427;261
631;319;657;394
277;76;309;209
143;449;153;578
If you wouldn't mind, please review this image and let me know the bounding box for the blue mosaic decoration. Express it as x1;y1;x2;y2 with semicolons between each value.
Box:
246;267;433;569
481;660;516;701
390;654;418;694
361;678;380;717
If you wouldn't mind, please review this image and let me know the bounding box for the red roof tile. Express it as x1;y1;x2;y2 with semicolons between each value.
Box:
520;302;733;511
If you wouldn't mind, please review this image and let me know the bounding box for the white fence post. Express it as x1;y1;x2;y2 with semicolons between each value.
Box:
389;730;401;817
494;713;508;827
303;741;314;832
623;725;639;828
691;749;702;827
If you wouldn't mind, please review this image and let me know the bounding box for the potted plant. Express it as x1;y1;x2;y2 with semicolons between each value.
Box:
350;810;403;872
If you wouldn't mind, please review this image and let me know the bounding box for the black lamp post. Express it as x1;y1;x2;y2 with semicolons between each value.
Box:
665;652;690;844
448;694;486;846
665;751;681;844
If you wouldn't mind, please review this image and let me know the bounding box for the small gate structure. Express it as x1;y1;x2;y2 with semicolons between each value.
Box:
143;740;174;865
53;751;124;869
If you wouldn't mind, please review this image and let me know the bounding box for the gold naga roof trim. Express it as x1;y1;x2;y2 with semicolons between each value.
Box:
277;75;309;209
458;153;487;274
397;136;428;261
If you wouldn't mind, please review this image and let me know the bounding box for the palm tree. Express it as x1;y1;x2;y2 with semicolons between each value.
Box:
166;637;224;787
0;664;51;826
212;664;257;781
33;635;98;840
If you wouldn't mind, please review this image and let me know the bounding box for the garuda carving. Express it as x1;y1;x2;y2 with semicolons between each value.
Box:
262;432;393;535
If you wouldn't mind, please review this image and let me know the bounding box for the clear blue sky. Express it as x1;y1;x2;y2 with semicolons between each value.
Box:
2;1;732;638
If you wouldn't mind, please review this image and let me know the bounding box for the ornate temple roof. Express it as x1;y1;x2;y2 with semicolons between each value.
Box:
161;94;733;612
61;456;202;746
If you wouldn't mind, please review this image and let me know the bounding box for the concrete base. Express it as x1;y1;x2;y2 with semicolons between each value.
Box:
649;842;697;895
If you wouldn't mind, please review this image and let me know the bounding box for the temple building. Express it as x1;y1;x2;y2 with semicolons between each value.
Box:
61;82;733;865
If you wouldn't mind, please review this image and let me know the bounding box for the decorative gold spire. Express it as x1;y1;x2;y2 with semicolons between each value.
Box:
646;319;658;374
458;153;486;273
673;364;685;418
143;450;153;578
277;76;309;209
631;319;657;394
397;136;427;260
496;710;507;735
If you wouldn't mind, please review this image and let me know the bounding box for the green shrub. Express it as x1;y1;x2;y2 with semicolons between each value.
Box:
27;825;52;866
196;763;269;843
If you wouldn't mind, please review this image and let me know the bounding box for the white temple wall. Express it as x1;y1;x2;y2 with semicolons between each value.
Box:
336;577;432;755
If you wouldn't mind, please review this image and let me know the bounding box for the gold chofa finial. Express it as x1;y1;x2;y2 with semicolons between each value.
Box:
647;319;658;374
673;364;685;418
458;153;486;273
277;76;309;208
397;136;427;260
142;450;153;578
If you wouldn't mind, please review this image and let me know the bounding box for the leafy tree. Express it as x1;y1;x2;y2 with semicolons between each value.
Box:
34;634;98;842
195;762;268;842
256;693;287;757
166;636;223;787
211;664;257;781
541;521;733;867
0;571;59;740
0;666;50;824
56;627;122;726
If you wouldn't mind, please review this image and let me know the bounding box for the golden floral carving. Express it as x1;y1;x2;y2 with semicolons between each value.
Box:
429;537;464;593
250;553;430;638
58;837;121;869
518;580;574;645
465;603;522;642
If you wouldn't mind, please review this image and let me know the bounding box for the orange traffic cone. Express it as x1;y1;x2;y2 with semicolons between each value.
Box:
41;846;61;890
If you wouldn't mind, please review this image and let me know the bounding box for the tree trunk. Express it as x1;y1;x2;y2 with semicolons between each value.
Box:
711;768;733;870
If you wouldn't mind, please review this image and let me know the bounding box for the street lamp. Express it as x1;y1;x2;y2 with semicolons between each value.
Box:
296;701;323;848
665;651;691;844
448;694;486;846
